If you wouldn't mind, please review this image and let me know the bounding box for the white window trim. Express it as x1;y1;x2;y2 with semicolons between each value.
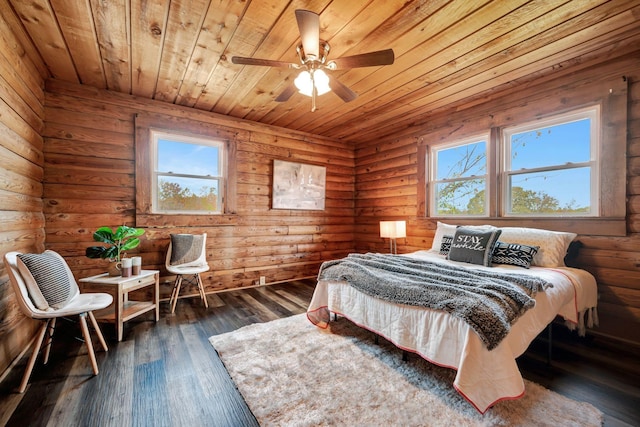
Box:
429;134;490;217
150;129;226;215
417;77;626;236
501;106;600;217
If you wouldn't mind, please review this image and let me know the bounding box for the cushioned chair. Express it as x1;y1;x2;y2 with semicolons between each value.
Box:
4;250;113;393
165;233;209;313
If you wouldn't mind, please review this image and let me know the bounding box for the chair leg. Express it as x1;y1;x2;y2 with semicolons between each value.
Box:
79;313;99;376
42;317;57;364
88;311;108;353
196;274;209;308
169;276;179;312
169;276;179;305
170;275;183;314
18;320;49;393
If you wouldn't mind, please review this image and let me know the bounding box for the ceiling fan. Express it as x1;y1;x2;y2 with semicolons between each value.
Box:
231;9;395;112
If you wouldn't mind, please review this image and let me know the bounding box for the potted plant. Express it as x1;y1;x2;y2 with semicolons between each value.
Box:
86;225;145;276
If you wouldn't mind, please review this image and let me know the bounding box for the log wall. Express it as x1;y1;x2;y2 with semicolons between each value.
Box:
2;4;639;382
354;51;640;346
42;79;355;296
0;5;47;379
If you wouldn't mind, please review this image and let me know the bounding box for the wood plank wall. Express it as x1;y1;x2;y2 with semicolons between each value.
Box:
0;5;47;378
42;79;355;298
1;4;638;380
354;51;640;346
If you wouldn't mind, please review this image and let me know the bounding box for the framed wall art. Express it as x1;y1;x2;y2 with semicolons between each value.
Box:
272;160;326;210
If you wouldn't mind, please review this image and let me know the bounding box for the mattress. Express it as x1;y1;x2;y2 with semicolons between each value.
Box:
307;250;598;413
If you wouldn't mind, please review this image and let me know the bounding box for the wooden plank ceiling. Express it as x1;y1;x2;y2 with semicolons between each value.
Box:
7;0;640;144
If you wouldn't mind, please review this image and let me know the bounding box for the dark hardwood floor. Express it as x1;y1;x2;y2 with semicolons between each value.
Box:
0;279;638;426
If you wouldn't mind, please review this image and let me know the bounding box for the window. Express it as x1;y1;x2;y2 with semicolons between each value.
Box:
134;113;238;227
151;131;225;214
418;77;627;236
430;136;488;216
427;106;600;218
502;107;598;216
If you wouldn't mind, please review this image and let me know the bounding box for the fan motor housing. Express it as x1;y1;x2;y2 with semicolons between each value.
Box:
297;40;331;66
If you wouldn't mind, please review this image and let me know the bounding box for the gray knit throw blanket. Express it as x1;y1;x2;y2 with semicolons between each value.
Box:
318;253;552;350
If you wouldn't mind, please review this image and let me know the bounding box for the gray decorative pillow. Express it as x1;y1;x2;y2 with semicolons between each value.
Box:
170;234;205;266
492;241;539;269
17;251;75;310
439;235;454;256
447;227;502;266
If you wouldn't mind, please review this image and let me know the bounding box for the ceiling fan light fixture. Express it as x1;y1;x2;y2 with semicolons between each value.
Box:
231;10;394;111
294;71;312;96
294;69;330;97
313;69;331;95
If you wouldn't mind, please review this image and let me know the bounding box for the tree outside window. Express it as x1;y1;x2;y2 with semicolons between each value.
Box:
503;110;597;216
431;138;488;216
429;106;598;217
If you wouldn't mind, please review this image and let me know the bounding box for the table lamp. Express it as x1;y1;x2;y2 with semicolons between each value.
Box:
380;220;406;254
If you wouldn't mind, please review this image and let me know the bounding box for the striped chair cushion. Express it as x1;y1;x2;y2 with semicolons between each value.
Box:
17;251;75;310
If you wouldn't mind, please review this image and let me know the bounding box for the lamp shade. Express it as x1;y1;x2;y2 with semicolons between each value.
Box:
313;69;331;94
379;220;406;239
294;69;331;97
294;71;313;96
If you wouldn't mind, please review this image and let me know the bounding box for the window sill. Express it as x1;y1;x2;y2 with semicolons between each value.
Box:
136;213;239;228
424;216;626;237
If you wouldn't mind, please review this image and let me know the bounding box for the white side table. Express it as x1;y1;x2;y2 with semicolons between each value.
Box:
79;270;160;341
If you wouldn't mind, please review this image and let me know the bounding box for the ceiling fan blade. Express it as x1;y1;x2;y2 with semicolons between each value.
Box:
275;83;297;102
295;9;319;58
329;77;357;103
327;49;395;70
231;56;295;68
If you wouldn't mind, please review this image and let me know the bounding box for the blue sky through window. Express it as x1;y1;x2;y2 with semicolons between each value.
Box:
508;118;592;210
510;119;591;169
436;140;486;180
434;115;593;214
157;138;221;197
158;139;219;176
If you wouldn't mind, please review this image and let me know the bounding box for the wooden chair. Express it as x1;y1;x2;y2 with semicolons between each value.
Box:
4;251;113;393
165;233;210;313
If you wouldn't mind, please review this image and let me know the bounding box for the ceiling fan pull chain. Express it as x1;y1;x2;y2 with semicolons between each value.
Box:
311;71;317;112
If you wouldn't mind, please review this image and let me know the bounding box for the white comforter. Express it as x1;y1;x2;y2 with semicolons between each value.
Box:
306;250;598;413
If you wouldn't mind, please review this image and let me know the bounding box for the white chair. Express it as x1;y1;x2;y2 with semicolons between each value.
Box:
4;250;113;393
165;233;209;313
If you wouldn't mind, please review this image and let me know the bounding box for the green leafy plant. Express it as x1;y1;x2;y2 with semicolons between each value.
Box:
85;225;145;262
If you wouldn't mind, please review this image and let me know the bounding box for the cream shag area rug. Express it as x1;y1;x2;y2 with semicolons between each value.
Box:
209;314;603;427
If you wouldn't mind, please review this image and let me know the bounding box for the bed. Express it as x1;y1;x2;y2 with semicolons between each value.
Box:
306;223;598;414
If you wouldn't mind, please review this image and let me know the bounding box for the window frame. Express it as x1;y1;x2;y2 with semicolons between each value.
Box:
428;134;490;217
134;113;238;228
500;106;600;217
151;130;226;215
416;76;627;237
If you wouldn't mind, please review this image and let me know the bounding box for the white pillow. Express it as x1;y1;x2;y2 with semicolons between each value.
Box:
498;227;576;267
430;222;457;252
